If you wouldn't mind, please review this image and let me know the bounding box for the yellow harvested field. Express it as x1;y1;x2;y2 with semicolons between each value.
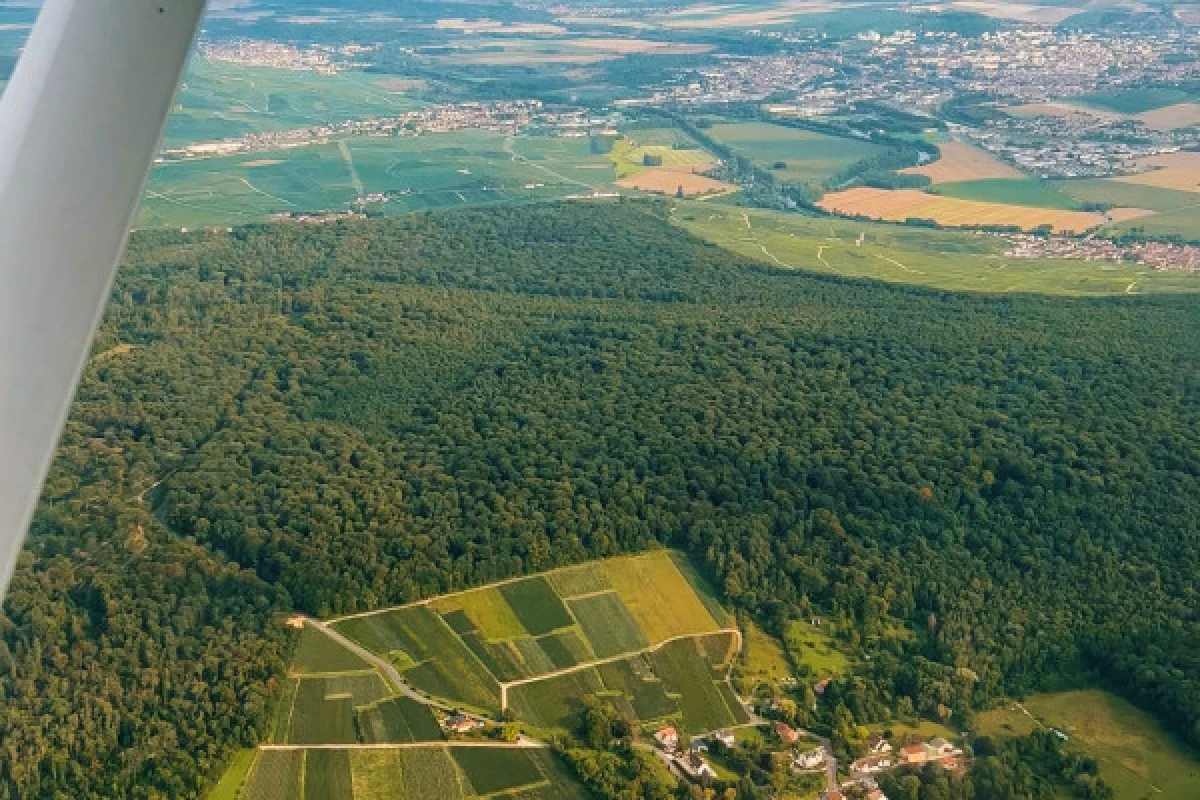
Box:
661;1;855;28
817;187;1110;234
901;141;1024;183
602;551;721;643
619;168;735;198
1137;103;1200;131
1114;151;1200;193
241;159;285;168
1104;206;1156;223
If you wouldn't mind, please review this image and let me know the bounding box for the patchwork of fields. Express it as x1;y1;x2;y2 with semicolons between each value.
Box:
234;746;588;800
332;550;747;733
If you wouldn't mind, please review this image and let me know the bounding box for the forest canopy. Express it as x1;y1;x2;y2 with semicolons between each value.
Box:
1;199;1197;798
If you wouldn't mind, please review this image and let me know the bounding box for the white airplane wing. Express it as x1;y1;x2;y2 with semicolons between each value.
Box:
0;0;206;601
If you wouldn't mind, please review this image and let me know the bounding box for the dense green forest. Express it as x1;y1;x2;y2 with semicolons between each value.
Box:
0;199;1197;798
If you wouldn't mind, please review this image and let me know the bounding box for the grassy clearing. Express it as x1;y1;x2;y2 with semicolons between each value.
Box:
206;749;257;800
976;690;1200;800
677;202;1200;296
739;620;791;690
499;577;574;636
242;750;304;800
357;696;444;743
704;121;882;185
452;747;546;795
784;621;850;679
602;550;721;644
433;587;528;641
292;627;370;674
930;179;1081;210
655;636;746;734
568;592;649;658
304;749;354;800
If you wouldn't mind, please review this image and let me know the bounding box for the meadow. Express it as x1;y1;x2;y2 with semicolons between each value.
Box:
678;203;1200;296
703;121;883;185
240;751;304;800
975;690;1200;800
929;179;1082;210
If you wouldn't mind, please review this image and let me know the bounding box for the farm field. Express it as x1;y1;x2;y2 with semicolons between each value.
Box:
207;750;257;800
356;696;444;743
137;131;613;229
609;133;714;179
242;750;304;800
703;121;883;185
976;690;1200;800
737;621;791;693
929;178;1080;210
901;140;1024;184
166;57;423;149
675;203;1200;295
816;186;1123;234
346;747;586;800
1113;151;1200;194
332;551;744;735
618;168;735;198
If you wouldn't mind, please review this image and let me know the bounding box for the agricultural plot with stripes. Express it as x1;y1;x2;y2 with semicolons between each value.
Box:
330;550;747;733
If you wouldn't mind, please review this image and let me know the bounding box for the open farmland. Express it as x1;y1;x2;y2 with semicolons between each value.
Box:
1114;151;1200;194
305;750;354;800
901;140;1024;184
617;168;735;198
676;202;1200;295
704;121;882;185
609;135;714;179
1136;103;1200;131
929;179;1081;210
346;747;585;800
976;690;1200;800
241;751;304;800
816;186;1133;234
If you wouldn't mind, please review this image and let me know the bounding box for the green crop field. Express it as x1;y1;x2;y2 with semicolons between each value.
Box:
602;551;722;644
930;179;1081;209
568;592;649;658
292;628;371;675
452;748;546;795
304;749;354;800
206;749;257;800
1078;87;1194;114
509;668;607;730
704;121;882;185
547;564;612;598
739;620;791;691
976;690;1200;800
335;606;501;714
499;578;575;636
287;678;358;745
243;750;304;800
433;587;529;641
534;631;592;669
597;659;678;721
677;202;1200;295
137;131;605;230
655;636;747;734
395;748;467;800
610;137;714;179
357;696;444;743
522;751;595;800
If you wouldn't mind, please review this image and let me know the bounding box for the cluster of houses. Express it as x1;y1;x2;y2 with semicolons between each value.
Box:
849;735;963;776
823;788;888;800
652;725;737;782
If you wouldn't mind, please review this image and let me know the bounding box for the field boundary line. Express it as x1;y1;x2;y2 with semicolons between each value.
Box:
499;628;743;711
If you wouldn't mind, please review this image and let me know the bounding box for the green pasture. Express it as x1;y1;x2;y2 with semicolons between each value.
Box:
676;202;1200;295
509;668;607;730
654;636;747;734
206;749;257;800
703;121;882;185
930;179;1081;210
784;621;851;679
976;690;1200;800
1077;87;1194;114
